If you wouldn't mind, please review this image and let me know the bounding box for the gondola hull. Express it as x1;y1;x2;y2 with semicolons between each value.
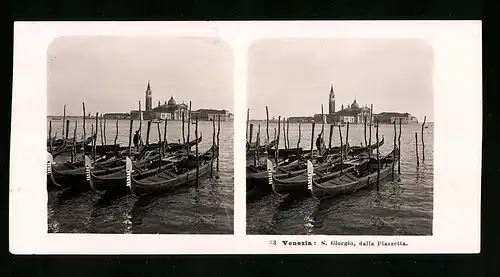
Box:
271;162;357;194
310;148;398;199
129;162;212;196
89;155;186;192
128;144;218;196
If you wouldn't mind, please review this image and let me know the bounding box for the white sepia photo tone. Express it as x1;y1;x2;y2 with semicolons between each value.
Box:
10;21;481;254
246;38;434;236
46;36;234;235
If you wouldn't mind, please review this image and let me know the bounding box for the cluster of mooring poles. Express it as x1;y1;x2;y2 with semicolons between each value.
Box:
49;100;222;185
245;103;424;193
413;116;427;167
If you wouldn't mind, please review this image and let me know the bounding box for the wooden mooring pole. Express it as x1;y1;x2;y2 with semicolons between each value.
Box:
321;104;325;138
163;117;168;153
415;132;420;166
328;124;333;149
72;121;77;163
266;106;270;143
128;119;133;157
138;101;142;141
338;125;343;175
94;112;99;146
346;122;350;158
211;117;215;177
282;118;287;149
398;119;402;174
297;122;302;155
114;119;118;145
364;116;367;148
146;120;151;146
103;117;107;145
376;120;380;191
157;122;162;173
99;116;104;146
92;113;99;161
182;112;186;145
187;101;192;145
65;120;70;141
369;104;373;158
250;123;255;166
310;122;315;158
255;125;261;166
421;116;426;163
286;119;290;150
216;115;220;171
49;120;53;154
275;116;281;165
82;102;86;140
195;116;199;188
392;121;396;180
249;123;254;145
246;108;250;140
62;104;66;140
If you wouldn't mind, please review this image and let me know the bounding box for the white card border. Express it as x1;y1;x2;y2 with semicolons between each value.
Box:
10;20;482;254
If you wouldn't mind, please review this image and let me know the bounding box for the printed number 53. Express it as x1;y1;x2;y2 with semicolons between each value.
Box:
269;240;276;245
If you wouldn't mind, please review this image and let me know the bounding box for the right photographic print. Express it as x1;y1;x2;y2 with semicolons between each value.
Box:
246;38;434;236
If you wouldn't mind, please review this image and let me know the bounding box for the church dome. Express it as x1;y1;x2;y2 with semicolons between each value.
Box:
167;96;176;106
351;100;360;109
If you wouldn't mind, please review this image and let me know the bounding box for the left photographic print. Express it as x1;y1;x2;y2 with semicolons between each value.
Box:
46;36;234;234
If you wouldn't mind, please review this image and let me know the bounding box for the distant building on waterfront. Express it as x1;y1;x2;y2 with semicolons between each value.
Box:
103;113;130;119
195;109;233;121
310;83;417;124
288;116;314;123
130;81;232;121
150;97;189;120
375;112;418;124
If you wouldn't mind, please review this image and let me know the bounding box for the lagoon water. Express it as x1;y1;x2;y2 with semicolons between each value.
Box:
246;121;433;235
47;119;234;234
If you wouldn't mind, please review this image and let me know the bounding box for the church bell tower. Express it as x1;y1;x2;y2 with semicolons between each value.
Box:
145;80;152;111
328;84;335;114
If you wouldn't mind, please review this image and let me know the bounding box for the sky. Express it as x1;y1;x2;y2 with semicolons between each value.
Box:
47;36;233;116
247;38;434;121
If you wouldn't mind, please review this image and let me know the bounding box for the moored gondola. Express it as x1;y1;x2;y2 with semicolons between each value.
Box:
127;143;218;196
309;148;398;199
87;148;191;193
270;155;365;194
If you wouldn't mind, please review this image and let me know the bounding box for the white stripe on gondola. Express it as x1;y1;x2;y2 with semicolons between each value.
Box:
125;157;133;188
307;160;313;191
267;159;273;185
84;156;92;182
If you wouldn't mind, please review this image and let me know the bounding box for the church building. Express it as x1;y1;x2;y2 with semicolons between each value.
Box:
130;81;188;120
314;84;372;124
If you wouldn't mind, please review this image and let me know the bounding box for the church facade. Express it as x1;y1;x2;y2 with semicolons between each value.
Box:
151;97;189;120
129;81;232;121
314;84;373;124
313;84;418;124
130;81;188;121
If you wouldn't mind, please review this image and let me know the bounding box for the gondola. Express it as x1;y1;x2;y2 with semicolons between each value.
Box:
246;157;303;182
48;139;68;158
267;147;304;158
143;134;203;152
47;150;164;189
309;148;398;199
270;155;365;194
324;136;384;156
246;139;277;155
127;143;219;196
87;147;192;192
